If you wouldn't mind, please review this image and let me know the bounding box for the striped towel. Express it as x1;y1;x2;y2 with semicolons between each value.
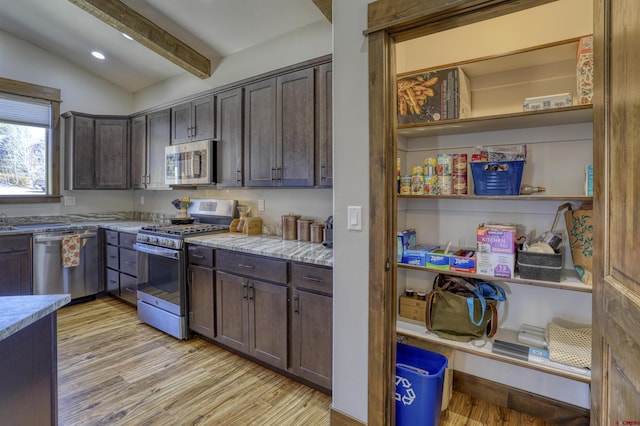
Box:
62;234;80;267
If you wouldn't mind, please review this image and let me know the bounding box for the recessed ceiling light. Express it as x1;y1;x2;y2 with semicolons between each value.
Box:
122;33;133;40
91;51;106;60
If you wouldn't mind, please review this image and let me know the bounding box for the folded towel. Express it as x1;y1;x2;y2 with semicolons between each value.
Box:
62;234;80;267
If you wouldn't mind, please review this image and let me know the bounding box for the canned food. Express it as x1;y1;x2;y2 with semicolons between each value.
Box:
411;165;424;176
411;175;425;195
453;175;467;195
400;175;412;195
438;175;453;195
453;154;468;173
437;153;453;176
425;174;438;195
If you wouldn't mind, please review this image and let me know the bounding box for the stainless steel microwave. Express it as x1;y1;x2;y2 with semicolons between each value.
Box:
165;140;217;185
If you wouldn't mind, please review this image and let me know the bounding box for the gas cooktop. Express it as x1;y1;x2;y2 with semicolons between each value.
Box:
139;223;230;237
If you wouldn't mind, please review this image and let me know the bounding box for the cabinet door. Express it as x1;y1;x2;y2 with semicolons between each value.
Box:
215;88;244;187
130;115;147;189
95;118;129;189
171;101;192;144
292;290;332;389
244;78;277;187
277;68;315;187
119;247;138;276
188;265;215;339
191;95;214;141
215;271;249;352
0;235;31;296
317;62;333;188
248;279;288;369
147;109;171;189
68;114;95;189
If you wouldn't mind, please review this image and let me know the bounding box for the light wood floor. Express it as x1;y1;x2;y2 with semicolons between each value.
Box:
57;297;554;425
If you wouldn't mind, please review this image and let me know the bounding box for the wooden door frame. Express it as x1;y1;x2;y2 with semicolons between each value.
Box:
366;1;561;423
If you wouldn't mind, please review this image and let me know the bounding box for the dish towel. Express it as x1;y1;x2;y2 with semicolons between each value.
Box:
62;234;80;267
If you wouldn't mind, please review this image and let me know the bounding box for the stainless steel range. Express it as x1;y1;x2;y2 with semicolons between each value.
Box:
134;199;237;339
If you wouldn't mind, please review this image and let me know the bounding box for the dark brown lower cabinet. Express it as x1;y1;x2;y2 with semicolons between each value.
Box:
0;234;31;296
290;262;333;390
215;270;288;370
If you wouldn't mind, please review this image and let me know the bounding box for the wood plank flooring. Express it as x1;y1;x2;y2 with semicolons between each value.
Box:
57;297;555;425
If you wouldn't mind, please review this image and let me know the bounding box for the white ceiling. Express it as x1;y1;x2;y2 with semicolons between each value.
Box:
0;0;327;92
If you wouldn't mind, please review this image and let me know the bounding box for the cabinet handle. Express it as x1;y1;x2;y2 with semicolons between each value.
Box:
242;284;248;300
108;279;117;284
294;294;299;314
320;164;326;181
249;284;255;301
108;255;117;259
236;170;242;184
277;167;283;181
302;275;323;283
271;168;277;181
238;263;254;269
124;287;134;293
192;125;196;137
191;254;204;259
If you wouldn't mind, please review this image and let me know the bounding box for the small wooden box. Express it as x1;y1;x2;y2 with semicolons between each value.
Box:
399;295;427;322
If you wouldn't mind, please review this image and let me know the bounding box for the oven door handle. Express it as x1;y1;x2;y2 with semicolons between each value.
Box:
133;243;181;260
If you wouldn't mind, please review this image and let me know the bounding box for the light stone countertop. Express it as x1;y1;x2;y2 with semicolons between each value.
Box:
185;233;334;267
0;294;71;342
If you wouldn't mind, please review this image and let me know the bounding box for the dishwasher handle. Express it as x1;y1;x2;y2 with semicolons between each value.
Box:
33;231;98;243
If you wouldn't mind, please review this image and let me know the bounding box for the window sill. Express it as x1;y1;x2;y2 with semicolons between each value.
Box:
0;195;62;204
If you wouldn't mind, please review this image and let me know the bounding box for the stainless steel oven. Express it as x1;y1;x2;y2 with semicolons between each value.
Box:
133;199;236;339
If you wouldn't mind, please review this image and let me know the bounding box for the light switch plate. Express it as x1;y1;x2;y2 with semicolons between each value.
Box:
258;199;265;212
347;206;362;231
63;196;76;206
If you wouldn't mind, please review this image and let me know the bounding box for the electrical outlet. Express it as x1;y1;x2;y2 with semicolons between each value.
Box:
258;199;265;212
140;195;145;205
63;196;76;206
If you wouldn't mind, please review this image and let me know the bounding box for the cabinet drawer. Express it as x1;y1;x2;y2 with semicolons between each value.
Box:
119;248;138;276
291;263;332;295
104;230;119;245
216;250;288;284
120;273;138;304
188;245;214;268
0;234;30;253
119;232;137;249
106;245;119;270
106;268;119;293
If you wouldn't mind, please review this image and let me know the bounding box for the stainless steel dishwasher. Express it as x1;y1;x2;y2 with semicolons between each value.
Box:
32;227;99;300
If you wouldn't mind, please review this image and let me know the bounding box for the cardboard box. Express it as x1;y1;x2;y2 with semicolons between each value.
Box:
576;35;593;105
449;248;477;273
399;295;427;322
523;93;572;111
401;244;439;267
476;224;518;278
426;249;453;270
397;67;471;125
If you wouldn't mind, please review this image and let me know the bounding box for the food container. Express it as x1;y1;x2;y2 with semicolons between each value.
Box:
297;219;313;242
310;223;325;243
282;214;300;240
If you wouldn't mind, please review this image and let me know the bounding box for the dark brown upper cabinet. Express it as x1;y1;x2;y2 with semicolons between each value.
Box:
215;88;244;188
171;95;214;144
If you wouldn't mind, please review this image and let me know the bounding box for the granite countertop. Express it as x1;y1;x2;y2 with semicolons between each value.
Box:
185;233;334;267
0;294;71;342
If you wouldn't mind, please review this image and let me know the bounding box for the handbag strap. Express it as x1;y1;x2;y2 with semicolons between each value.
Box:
465;287;487;326
476;281;507;301
425;290;437;331
486;302;499;337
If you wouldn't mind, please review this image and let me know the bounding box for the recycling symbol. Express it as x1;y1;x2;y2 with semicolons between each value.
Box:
395;374;416;406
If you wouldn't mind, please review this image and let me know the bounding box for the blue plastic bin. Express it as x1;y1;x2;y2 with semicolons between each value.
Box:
470;160;525;195
396;342;448;426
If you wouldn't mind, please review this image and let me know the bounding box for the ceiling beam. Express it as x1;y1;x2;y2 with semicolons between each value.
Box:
67;0;211;79
312;0;332;22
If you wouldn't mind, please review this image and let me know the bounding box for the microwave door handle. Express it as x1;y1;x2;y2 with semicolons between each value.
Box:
192;151;202;177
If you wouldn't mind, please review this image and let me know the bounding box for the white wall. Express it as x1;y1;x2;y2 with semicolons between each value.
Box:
133;20;331;111
0;29;136;217
331;0;371;422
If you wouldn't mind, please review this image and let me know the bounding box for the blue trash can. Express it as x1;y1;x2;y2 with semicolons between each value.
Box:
396;342;448;426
